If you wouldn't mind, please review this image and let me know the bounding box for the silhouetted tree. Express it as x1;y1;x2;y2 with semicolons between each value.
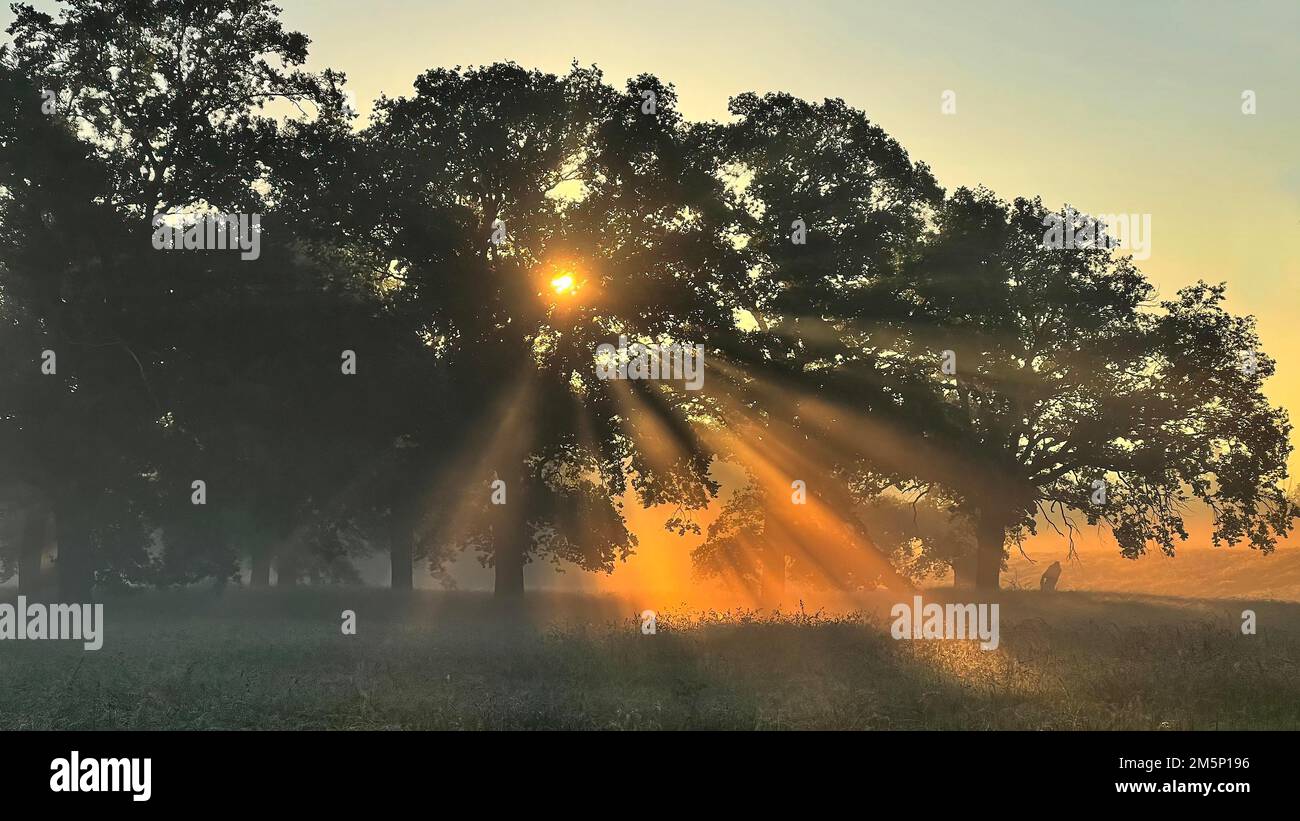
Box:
7;0;325;215
845;187;1296;589
3;1;364;593
0;60;164;597
699;91;944;593
322;64;738;597
4;2;1291;606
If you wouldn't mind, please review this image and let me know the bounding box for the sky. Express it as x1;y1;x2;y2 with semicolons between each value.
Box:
5;0;1298;596
264;0;1300;461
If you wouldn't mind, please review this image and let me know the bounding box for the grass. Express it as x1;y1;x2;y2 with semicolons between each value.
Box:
0;587;1297;730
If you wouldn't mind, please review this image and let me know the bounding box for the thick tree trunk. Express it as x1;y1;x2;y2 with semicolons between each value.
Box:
952;554;976;589
493;515;527;600
492;473;531;600
54;514;93;601
494;547;525;599
18;503;49;598
249;551;271;588
389;539;413;590
973;513;1007;591
389;507;413;591
276;554;299;587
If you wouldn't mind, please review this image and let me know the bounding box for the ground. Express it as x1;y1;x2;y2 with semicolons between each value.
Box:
1;587;1296;730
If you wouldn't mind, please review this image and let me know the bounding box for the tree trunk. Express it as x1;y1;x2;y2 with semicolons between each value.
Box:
493;515;527;600
952;554;975;589
389;507;413;591
276;554;299;587
18;502;49;598
250;551;271;588
492;473;531;600
974;512;1007;591
54;513;92;601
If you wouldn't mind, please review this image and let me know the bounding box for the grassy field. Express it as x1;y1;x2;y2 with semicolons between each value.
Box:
1;587;1297;730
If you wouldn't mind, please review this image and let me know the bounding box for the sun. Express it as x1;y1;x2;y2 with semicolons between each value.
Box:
540;263;590;307
550;273;576;295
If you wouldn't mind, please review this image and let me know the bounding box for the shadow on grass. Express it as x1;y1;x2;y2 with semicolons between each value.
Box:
0;587;1296;729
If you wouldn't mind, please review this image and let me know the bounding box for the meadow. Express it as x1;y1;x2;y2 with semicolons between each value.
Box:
1;587;1297;730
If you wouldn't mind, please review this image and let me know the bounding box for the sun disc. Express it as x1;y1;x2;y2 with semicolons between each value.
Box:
550;273;575;294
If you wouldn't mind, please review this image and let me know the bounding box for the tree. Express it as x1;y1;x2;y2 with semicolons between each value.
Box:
689;91;944;594
849;187;1296;589
3;0;361;594
0;60;161;597
323;64;740;597
7;0;324;215
7;3;1289;604
704;93;1294;594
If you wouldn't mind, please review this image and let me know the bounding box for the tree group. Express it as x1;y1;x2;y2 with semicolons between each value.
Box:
1;0;1291;600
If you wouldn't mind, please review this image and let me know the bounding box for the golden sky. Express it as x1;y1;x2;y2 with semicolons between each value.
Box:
260;0;1300;463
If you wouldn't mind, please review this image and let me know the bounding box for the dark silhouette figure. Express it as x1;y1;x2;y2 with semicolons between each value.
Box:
1040;561;1062;592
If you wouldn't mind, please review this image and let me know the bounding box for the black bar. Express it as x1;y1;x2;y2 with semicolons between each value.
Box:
6;730;1282;808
